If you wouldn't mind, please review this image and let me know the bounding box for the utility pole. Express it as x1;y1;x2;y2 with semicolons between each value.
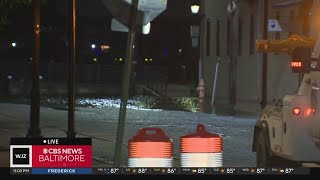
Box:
67;0;77;138
114;0;139;167
261;0;269;109
27;0;42;138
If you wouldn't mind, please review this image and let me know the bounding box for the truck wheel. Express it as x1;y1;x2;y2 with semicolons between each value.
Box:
256;131;272;167
256;131;302;167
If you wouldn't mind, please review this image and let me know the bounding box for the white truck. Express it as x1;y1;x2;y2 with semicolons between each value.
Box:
252;1;320;167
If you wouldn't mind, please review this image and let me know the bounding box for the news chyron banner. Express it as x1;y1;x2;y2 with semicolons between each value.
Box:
10;138;92;175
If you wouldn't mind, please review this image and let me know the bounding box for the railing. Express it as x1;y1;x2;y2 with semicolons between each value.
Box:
0;62;169;97
0;63;122;83
143;66;168;97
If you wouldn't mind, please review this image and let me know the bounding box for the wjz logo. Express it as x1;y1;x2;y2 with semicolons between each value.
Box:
13;148;29;164
10;145;32;167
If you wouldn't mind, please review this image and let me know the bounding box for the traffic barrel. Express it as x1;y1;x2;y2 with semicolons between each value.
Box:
128;128;173;167
180;124;223;167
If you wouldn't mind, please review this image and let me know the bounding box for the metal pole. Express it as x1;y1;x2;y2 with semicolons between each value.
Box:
67;0;76;138
228;1;239;114
261;0;269;109
199;0;206;81
298;74;302;87
256;0;263;105
211;58;220;114
27;0;42;138
198;0;206;113
113;0;139;167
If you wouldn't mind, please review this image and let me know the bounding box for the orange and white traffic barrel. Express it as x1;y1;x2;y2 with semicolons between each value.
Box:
180;124;223;167
128;128;173;167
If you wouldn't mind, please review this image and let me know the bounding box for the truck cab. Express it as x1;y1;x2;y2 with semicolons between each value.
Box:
252;0;320;166
252;71;320;167
252;37;320;167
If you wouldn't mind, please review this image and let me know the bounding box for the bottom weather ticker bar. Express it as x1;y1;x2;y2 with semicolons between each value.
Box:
10;167;311;175
92;167;310;175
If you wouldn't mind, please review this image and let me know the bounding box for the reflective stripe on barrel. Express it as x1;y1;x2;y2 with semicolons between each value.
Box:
129;142;173;158
128;128;173;167
128;158;173;167
181;137;222;153
180;153;223;167
180;124;223;167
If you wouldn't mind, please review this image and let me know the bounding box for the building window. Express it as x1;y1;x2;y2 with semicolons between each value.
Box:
250;14;255;55
238;17;242;56
216;20;220;57
227;19;230;56
276;11;280;40
206;19;211;56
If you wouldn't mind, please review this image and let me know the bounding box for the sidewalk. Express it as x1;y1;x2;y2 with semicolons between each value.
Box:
207;99;261;117
234;101;261;117
0;102;258;168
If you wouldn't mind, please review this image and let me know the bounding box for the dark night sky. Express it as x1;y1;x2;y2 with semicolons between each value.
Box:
0;0;200;83
0;0;198;66
44;0;192;18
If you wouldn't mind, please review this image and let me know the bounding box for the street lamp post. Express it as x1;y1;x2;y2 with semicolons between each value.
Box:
191;0;206;113
196;0;205;83
27;0;42;138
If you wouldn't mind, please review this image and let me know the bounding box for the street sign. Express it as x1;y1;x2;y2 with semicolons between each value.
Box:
268;19;282;32
191;38;199;47
111;19;151;35
190;25;200;38
102;0;167;33
190;25;200;47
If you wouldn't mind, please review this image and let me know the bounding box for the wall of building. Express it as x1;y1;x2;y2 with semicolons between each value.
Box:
203;0;306;106
267;0;301;100
310;0;320;38
203;0;230;103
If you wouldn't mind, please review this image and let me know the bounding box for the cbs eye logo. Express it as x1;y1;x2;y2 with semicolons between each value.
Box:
10;145;32;167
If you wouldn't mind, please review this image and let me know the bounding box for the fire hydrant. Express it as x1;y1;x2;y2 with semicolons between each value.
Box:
197;78;206;113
